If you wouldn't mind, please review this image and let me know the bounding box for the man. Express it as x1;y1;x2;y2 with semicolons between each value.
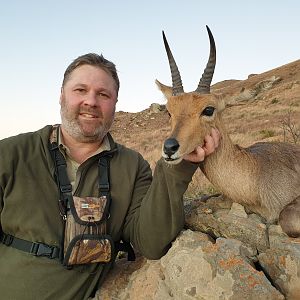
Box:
0;53;219;299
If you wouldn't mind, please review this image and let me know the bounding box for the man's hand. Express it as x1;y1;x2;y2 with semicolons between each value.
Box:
183;128;220;163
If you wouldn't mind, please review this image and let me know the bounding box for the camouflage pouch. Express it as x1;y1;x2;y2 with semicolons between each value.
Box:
63;196;113;266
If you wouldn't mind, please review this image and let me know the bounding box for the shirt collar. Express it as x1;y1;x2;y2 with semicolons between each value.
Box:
58;126;111;160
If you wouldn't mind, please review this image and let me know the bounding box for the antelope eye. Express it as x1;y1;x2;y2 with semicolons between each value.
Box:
201;106;215;116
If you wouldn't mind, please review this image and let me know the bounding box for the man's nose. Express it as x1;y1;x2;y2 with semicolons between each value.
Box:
83;92;98;106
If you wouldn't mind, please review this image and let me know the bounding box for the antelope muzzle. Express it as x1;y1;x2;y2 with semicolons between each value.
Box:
163;138;180;162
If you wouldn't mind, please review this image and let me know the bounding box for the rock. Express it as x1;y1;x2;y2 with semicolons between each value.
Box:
228;202;248;218
160;230;283;300
93;255;148;299
228;75;282;105
185;196;269;252
94;230;284;300
258;225;300;300
248;74;258;79
150;103;166;113
254;75;282;92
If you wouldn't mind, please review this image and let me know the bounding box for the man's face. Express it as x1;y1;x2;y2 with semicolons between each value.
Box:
60;65;118;143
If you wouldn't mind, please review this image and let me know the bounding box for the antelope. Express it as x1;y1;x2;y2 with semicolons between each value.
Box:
156;26;300;237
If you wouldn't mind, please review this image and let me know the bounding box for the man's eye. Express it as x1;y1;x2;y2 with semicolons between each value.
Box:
201;106;215;116
99;92;109;98
75;88;86;93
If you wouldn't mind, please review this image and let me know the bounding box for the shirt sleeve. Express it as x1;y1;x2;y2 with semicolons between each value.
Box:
122;157;198;259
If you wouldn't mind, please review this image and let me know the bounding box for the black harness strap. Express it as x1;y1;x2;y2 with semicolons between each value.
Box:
98;153;111;197
0;232;60;259
98;151;135;261
50;142;72;220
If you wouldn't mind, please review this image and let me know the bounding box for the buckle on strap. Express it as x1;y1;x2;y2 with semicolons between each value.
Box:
99;183;110;193
1;233;14;246
30;242;59;259
60;184;72;193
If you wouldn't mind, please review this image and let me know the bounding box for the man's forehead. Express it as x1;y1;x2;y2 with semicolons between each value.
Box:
67;65;114;85
70;64;107;77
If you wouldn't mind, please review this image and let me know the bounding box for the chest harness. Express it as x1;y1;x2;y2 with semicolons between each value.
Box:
0;125;134;267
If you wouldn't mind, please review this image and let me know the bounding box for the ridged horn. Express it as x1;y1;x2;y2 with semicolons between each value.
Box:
162;31;184;96
195;26;216;94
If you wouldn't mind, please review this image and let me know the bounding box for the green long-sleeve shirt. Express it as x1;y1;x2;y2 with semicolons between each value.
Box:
0;125;197;300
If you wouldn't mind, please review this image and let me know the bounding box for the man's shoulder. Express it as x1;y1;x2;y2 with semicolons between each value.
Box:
110;142;152;179
112;140;149;167
0;125;52;152
114;142;143;160
107;133;141;158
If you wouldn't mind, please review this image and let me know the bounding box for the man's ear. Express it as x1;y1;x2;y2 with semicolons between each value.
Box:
155;79;173;99
59;87;63;105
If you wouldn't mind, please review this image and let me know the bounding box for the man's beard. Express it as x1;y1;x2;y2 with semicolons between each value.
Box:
60;99;114;143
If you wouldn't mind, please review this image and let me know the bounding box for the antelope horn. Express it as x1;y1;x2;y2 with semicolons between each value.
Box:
195;25;216;94
162;31;184;96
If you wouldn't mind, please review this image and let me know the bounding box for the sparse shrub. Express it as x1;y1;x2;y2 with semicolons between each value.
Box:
259;129;275;139
271;98;279;104
280;107;300;144
291;101;299;107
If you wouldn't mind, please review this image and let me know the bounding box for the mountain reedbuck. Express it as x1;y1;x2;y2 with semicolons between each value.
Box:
156;26;300;237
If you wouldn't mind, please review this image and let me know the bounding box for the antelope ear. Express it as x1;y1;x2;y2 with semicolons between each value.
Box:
155;79;173;99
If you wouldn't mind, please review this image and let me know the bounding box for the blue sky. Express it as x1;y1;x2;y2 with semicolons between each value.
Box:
1;1;300;138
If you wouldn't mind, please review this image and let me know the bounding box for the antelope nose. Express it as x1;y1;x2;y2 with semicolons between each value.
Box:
164;138;180;157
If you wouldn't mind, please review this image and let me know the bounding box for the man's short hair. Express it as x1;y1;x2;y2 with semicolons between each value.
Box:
62;53;120;95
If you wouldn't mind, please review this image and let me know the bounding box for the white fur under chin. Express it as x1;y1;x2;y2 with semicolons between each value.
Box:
163;157;183;166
